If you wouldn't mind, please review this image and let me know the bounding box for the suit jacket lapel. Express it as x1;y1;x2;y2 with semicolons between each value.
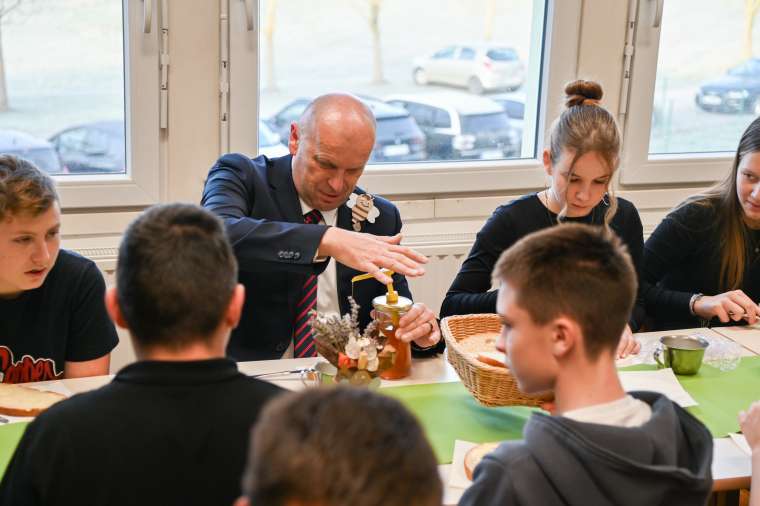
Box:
269;154;303;224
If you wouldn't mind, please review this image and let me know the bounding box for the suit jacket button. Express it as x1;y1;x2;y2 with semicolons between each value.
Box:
275;342;287;352
293;252;301;260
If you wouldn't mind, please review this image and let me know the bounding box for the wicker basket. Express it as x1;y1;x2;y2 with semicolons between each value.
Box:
442;313;551;407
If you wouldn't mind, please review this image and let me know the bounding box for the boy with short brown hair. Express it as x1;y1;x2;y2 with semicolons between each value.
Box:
459;223;713;506
0;203;283;506
237;386;442;506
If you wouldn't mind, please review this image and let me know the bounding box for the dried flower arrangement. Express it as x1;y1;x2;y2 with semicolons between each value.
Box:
310;297;395;385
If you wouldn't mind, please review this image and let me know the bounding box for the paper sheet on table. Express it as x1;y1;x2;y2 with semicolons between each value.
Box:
618;368;698;407
448;440;477;489
1;382;73;425
728;433;752;456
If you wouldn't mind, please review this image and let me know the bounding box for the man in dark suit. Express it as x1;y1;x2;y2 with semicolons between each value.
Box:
201;93;442;360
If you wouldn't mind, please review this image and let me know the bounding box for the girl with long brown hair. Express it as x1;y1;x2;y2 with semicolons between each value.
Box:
643;116;760;329
441;80;644;358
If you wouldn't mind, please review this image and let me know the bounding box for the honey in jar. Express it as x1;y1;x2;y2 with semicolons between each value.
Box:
373;292;413;380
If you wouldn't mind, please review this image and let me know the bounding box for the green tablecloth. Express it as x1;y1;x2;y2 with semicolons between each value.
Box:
0;357;757;475
384;356;760;464
382;382;535;464
0;422;28;477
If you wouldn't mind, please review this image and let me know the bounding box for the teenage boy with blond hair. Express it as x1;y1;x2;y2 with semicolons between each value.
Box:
459;223;713;506
0;155;116;382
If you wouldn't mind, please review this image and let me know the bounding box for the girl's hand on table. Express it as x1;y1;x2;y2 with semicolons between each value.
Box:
694;290;760;324
616;325;640;359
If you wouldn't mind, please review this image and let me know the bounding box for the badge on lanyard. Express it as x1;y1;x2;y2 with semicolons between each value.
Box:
347;193;380;232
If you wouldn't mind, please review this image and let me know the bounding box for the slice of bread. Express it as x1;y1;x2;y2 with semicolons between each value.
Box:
0;383;66;417
457;331;500;354
476;351;507;368
464;442;501;480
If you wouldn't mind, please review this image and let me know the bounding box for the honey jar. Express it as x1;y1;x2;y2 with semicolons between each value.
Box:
372;290;413;380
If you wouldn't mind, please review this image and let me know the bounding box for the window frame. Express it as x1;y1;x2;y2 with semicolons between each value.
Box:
229;0;582;197
54;0;162;210
619;0;733;186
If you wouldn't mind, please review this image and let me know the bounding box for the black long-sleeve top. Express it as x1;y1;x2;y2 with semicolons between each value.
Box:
642;200;760;330
440;193;646;329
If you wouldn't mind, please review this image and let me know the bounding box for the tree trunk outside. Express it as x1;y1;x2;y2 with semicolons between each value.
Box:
370;0;385;84
264;0;278;91
0;23;9;112
484;0;495;42
745;0;760;60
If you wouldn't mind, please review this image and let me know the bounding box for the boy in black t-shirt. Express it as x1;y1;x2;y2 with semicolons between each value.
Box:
0;155;117;382
0;203;284;506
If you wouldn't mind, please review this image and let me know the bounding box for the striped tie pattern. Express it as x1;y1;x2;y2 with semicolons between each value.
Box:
293;209;323;358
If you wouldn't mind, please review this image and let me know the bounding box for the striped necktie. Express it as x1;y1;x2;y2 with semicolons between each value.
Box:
293;209;323;358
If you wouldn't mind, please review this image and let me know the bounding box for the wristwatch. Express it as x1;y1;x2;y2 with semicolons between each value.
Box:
689;293;704;316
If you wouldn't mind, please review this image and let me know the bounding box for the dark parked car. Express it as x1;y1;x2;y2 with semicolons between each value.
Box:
0;130;64;174
491;92;525;154
695;58;760;114
264;97;426;163
386;92;519;160
49;120;125;174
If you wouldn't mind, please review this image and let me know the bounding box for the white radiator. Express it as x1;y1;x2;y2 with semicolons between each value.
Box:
404;240;474;319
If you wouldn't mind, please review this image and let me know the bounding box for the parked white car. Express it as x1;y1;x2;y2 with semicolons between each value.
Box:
258;120;289;158
412;44;524;94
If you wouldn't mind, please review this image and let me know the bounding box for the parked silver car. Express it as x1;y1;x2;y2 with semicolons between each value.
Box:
386;92;519;160
412;44;524;94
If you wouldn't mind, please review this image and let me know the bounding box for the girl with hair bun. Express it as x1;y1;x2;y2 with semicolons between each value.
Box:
440;79;644;358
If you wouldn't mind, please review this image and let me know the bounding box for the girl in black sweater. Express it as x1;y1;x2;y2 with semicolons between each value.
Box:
440;80;643;358
643;116;760;330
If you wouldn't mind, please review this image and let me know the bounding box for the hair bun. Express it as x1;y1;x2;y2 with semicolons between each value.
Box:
564;80;604;108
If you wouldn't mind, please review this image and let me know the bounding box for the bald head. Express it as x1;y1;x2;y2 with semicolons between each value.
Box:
288;94;377;211
297;93;376;141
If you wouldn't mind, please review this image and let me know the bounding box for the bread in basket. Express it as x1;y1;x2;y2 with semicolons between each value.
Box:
442;313;552;407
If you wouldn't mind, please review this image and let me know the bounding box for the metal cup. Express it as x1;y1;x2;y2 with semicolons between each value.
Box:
300;361;338;388
653;335;709;375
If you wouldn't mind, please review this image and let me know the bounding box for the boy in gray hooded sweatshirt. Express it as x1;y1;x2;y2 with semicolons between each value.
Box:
459;223;713;506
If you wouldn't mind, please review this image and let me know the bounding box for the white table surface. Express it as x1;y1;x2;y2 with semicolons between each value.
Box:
23;327;759;504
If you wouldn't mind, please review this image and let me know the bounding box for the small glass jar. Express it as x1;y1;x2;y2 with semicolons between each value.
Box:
373;293;413;380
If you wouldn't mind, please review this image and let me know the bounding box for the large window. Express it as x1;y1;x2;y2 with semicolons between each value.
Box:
0;0;124;175
0;0;160;208
651;1;759;155
622;0;756;185
222;0;584;195
256;0;549;167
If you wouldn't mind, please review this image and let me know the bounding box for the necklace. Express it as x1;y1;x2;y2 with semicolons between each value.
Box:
539;190;598;227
